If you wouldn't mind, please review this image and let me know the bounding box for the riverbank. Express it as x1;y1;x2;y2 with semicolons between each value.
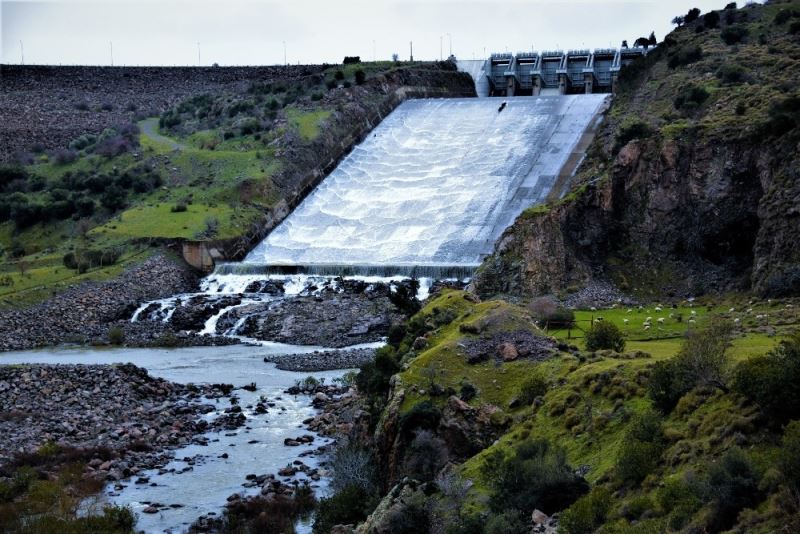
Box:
0;362;234;474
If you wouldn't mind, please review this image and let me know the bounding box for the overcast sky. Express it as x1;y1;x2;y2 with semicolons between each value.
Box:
1;0;763;66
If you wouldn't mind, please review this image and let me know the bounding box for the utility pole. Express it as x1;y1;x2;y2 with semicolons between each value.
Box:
447;33;452;56
373;39;376;62
440;35;443;60
283;40;287;66
20;40;24;64
197;42;201;66
410;41;413;62
110;41;113;66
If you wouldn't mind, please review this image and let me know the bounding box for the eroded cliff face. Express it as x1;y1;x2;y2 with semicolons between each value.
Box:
475;133;800;299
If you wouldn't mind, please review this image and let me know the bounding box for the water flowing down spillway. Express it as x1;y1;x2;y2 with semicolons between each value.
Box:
244;95;608;274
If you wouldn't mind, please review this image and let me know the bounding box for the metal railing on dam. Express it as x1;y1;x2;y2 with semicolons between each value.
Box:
234;95;609;278
461;47;650;97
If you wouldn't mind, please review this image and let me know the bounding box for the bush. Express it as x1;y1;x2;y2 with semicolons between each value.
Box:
459;382;477;402
108;326;124;346
484;510;529;534
667;45;703;69
100;184;127;211
529;297;575;329
399;401;441;441
781;420;800;491
559;488;612;534
685;8;701;24
674;85;710;111
585;321;625;352
789;21;800;35
388;279;421;316
762;96;800;139
615;120;653;151
616;411;665;484
518;370;548;405
343;56;361;64
311;92;323;101
354;69;367;85
648;322;733;412
721;25;749;45
705;447;761;532
732;333;800;423
357;346;400;397
314;485;375;534
703;11;720;29
482;438;589;515
334;70;345;80
403;430;449;481
171;202;188;213
51;148;77;165
775;9;799;25
716;64;748;85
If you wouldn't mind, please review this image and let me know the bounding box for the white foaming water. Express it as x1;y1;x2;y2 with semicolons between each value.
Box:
245;95;608;268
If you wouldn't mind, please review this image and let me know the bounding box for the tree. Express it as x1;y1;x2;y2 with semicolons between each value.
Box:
685;8;702;24
672;15;685;27
634;37;651;48
648;31;658;46
585;321;626;353
621;40;629;49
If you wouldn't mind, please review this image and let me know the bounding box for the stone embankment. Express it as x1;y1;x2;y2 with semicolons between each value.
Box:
0;363;233;472
0;253;199;351
0;65;324;161
263;348;375;372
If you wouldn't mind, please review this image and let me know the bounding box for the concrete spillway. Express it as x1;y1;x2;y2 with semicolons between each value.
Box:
242;95;608;274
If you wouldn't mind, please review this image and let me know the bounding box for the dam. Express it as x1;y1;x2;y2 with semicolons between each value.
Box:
235;94;608;277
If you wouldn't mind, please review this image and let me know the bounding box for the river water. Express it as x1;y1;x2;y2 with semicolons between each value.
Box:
0;344;354;533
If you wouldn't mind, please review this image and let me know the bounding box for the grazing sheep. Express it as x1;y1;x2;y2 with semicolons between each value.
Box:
688;318;696;324
627;309;633;314
690;310;697;316
655;306;663;312
729;307;736;313
644;325;651;331
590;306;597;311
646;316;653;322
657;318;665;324
623;319;630;325
734;318;740;324
747;308;753;314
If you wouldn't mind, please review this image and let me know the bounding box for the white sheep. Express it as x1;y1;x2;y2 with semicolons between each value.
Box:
690;310;697;316
590;306;597;311
734;318;740;324
655;306;662;312
623;319;630;325
644;325;651;331
646;316;653;322
688;318;696;324
657;318;665;324
729;307;736;313
627;309;633;314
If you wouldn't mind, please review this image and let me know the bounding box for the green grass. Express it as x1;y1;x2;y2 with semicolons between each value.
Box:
89;203;243;240
285;108;332;141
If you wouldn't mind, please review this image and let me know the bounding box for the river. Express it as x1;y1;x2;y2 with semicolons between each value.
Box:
0;344;354;533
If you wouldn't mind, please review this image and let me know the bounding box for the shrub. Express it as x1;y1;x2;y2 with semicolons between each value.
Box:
484;510;528;534
648;322;733;412
721;25;749;45
343;81;352;89
108;326;124;346
51;148;77;165
716;64;748;85
459;382;477;402
482;438;589;515
329;444;377;494
334;70;345;80
357;346;400;397
388;279;421;316
674;85;710;111
789;21;800;35
519;370;548;405
314;485;376;534
559;488;612;534
725;2;736;9
667;45;703;69
399;401;441;441
780;420;800;491
585;321;625;352
529;297;575;329
732;333;800;423
705;447;761;532
685;8;701;24
703;11;720;29
763;96;800;139
616;411;665;484
100;184;127;211
343;56;361;64
615;120;653;151
354;69;367;85
775;9;799;25
403;430;449;481
171;202;187;213
311;92;323;101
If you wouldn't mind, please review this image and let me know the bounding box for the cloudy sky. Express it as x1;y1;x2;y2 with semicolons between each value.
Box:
2;0;761;66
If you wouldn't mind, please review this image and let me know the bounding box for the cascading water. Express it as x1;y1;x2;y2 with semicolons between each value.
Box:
131;95;609;342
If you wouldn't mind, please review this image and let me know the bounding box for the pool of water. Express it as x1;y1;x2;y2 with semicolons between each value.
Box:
1;344;353;533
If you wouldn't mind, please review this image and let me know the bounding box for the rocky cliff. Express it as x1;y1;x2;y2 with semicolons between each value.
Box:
475;0;800;300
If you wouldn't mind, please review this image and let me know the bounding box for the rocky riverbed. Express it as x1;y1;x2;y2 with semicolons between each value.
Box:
0;363;233;472
263;347;376;372
0;253;200;352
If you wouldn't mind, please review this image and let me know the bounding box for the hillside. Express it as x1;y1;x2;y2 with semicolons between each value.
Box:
0;61;474;311
474;0;800;301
